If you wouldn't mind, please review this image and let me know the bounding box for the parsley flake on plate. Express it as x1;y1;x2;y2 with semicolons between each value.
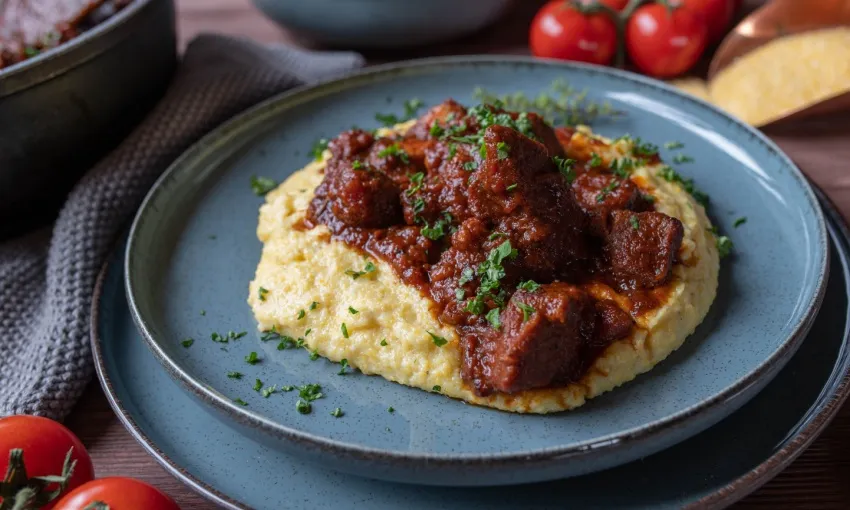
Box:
181;338;194;348
515;302;536;322
331;407;344;418
227;371;243;379
341;323;350;339
338;359;350;375
250;176;277;196
245;351;261;365
233;398;248;406
427;331;448;347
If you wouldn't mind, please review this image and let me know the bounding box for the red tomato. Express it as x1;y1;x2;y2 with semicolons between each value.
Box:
679;0;735;43
0;415;95;510
53;477;180;510
625;3;709;78
530;0;618;65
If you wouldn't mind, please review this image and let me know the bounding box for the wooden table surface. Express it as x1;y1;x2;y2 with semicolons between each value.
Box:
64;0;850;508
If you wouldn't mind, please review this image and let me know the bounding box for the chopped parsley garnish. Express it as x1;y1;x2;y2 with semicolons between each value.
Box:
673;154;695;164
211;330;247;343
485;308;502;329
245;351;261;365
515;301;535;322
253;378;263;391
387;406;395;413
553;156;577;183
421;213;453;241
432;385;441;392
658;166;709;206
596;180;620;202
181;338;194;348
517;279;540;292
488;232;507;241
341;323;350;339
348;306;359;315
281;385;295;392
297;309;306;320
305;328;313;336
496;142;511;160
345;261;377;279
227;371;243;379
427;331;448;347
630;215;640;230
458;267;475;285
407;172;425;195
734;217;747;228
277;336;297;350
412;197;426;216
589;153;602;167
309;301;319;310
380;339;388;346
260;328;281;342
716;236;734;258
377;143;410;164
338;359;349;375
448;144;458;158
351;160;367;170
311;138;329;161
610;157;636;178
233;398;248;406
310;349;320;360
631;137;659;156
250;176;277;196
665;141;685;150
429;122;445;137
506;183;518;191
463;161;478;171
258;286;269;301
464;240;519;318
299;384;324;401
331;407;344;417
200;309;206;316
296;400;311;414
262;385;278;398
375;112;400;126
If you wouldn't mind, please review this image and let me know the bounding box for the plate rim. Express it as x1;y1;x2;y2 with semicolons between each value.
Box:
93;188;849;510
123;55;830;466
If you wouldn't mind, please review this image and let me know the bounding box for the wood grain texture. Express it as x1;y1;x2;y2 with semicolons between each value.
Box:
64;0;850;507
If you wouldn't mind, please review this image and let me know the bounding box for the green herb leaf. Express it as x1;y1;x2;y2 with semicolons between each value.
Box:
658;166;709;206
517;279;540;292
348;306;359;315
377;143;410;164
311;138;329;161
296;400;311;414
429;122;445;138
463;161;478;171
387;406;395;413
716;235;734;258
281;385;295;392
432;385;441;392
458;267;474;285
448;144;458;159
665;141;685;150
488;232;507;241
589;153;602;167
310;349;320;360
181;338;194;348
734;217;747;228
375;112;400;126
298;383;324;401
631;137;659;156
253;379;263;392
553;156;577;183
297;309;306;320
227;371;243;379
407;172;425;195
250;176;277;196
506;183;518;191
496;142;511;160
233;398;248;406
331;407;344;417
673;154;695;164
245;351;261;365
630;215;640;230
341;323;349;339
515;301;535;322
309;301;319;310
338;358;349;375
345;260;377;279
427;331;448;347
258;287;269;301
380;338;388;346
596;179;620;202
262;385;277;398
485;308;502;329
404;98;424;118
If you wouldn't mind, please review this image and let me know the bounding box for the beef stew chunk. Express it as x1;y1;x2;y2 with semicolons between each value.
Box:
607;210;684;289
306;98;689;396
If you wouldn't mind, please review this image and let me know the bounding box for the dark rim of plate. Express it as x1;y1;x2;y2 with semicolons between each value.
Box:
94;186;849;510
123;56;830;466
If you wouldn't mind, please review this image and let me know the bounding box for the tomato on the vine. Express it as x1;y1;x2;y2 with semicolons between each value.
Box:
53;477;180;510
679;0;735;43
625;3;709;78
530;0;619;65
0;415;95;509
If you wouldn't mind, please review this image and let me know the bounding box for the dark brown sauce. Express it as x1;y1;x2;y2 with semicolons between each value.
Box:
305;100;685;396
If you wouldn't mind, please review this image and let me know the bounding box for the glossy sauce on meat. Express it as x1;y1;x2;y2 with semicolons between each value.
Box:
306;101;685;396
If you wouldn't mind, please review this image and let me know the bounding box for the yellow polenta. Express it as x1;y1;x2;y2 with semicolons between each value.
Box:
248;124;719;414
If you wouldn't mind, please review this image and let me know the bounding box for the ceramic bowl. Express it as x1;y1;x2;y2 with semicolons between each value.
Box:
251;0;514;48
0;0;177;238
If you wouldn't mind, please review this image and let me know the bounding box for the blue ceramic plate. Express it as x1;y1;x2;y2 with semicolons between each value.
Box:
125;57;828;485
98;190;849;509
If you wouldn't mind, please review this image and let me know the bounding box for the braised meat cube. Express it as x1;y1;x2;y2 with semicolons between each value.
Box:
367;138;423;187
408;99;472;139
482;283;596;393
310;159;401;229
520;111;566;158
364;226;434;286
594;300;634;345
572;171;651;236
327;129;374;160
607;211;684;289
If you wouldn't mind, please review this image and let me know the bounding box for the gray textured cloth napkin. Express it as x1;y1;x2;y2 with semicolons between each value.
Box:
0;35;364;421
